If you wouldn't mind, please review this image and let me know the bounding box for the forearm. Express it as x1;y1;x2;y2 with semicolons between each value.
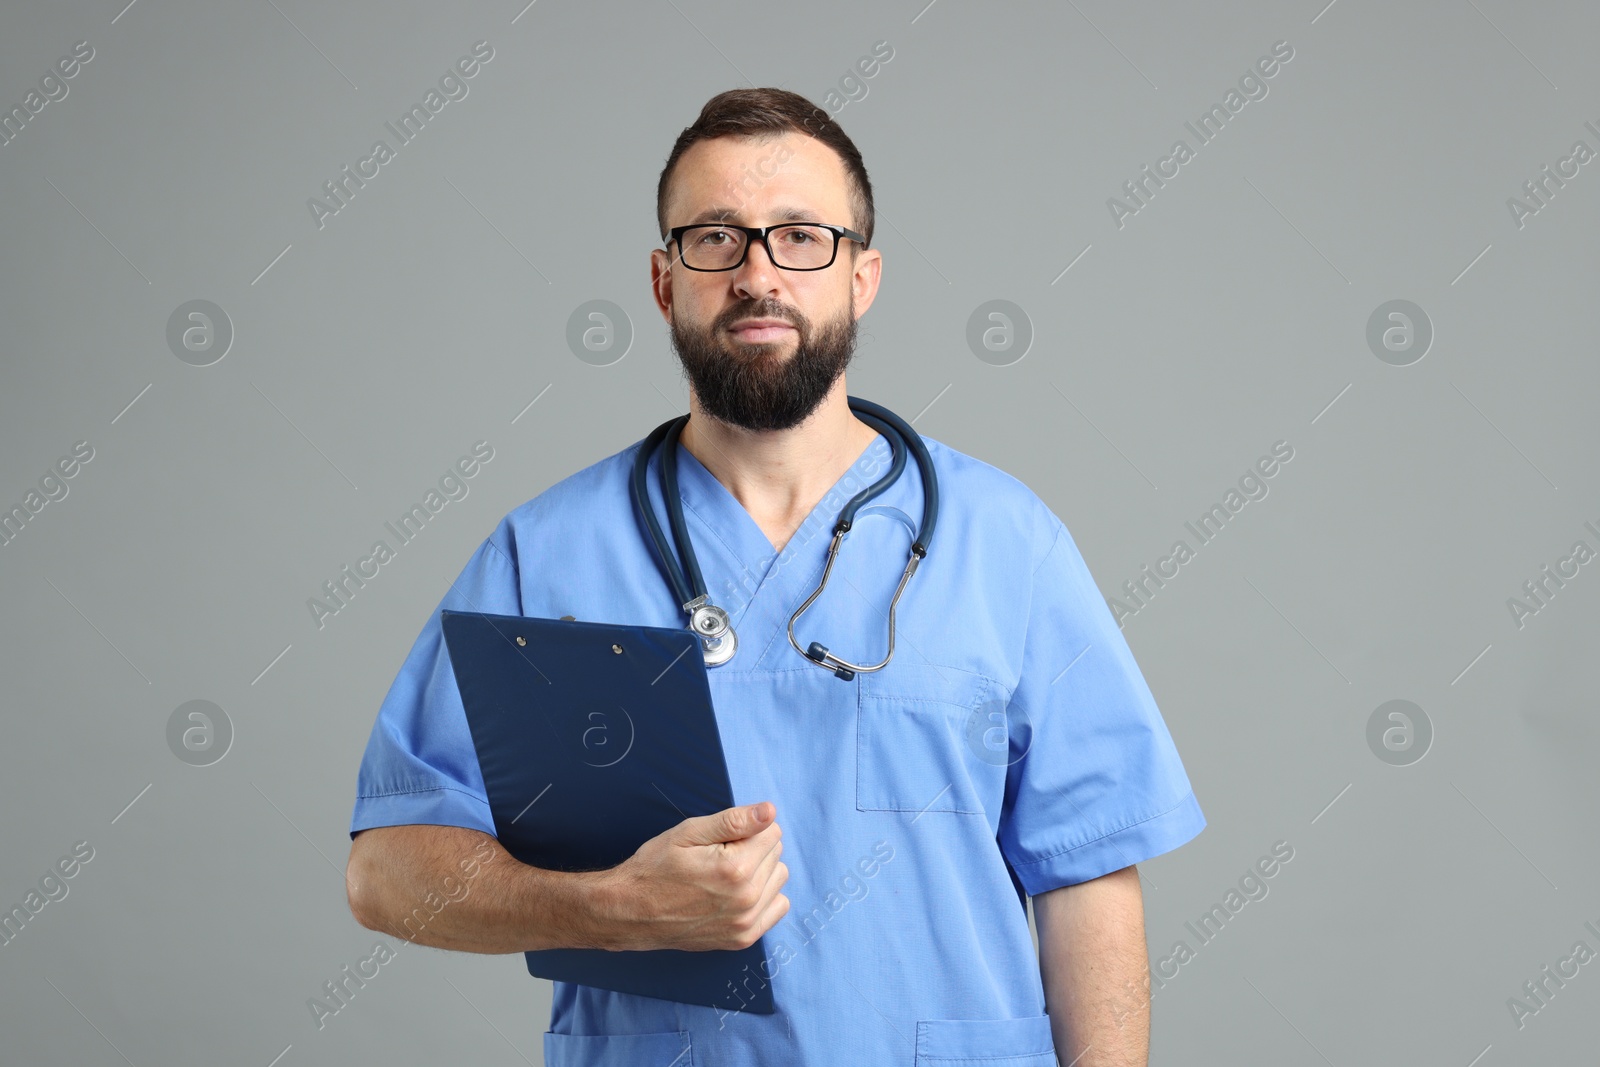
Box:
346;824;616;954
1034;865;1150;1067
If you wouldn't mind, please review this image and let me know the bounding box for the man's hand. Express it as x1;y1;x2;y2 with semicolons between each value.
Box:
594;801;790;952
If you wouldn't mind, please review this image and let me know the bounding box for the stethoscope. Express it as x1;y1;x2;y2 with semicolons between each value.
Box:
629;395;939;681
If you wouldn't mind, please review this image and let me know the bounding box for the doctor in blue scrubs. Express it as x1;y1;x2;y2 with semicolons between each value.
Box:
344;86;1205;1067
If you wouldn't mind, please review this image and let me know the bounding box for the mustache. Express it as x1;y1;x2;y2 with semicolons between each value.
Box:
718;304;803;330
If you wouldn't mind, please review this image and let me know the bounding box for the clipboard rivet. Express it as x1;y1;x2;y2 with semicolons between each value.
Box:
612;644;624;654
515;636;526;646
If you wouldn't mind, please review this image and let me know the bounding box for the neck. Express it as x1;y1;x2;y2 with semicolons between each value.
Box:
678;384;881;547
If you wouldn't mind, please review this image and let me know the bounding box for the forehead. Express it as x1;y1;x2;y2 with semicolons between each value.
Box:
667;131;851;225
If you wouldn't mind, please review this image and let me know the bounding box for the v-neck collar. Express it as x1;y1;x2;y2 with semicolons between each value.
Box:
670;429;894;608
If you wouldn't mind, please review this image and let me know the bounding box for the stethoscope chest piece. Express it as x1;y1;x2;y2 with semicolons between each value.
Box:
688;596;737;666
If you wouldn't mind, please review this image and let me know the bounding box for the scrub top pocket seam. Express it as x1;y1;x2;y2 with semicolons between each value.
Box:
913;1014;1057;1064
856;668;998;814
541;1028;695;1067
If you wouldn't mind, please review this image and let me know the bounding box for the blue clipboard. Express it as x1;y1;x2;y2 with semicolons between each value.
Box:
439;609;775;1015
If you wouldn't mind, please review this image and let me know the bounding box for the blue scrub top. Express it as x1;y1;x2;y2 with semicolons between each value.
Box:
350;427;1205;1067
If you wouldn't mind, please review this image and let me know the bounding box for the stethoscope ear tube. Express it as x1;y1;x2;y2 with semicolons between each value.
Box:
785;396;939;679
793;541;923;681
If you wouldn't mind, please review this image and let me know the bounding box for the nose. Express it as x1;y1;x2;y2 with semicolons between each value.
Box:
731;236;782;297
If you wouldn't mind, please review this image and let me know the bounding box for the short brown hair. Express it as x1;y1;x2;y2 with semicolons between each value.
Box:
655;88;875;253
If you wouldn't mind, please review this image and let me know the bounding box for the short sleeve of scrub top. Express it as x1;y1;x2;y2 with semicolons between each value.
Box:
348;520;520;839
998;516;1205;895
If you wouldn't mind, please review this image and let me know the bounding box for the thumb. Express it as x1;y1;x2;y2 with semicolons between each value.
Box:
682;802;772;845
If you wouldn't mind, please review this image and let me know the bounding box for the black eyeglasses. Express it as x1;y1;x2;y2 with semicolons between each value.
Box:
665;223;866;272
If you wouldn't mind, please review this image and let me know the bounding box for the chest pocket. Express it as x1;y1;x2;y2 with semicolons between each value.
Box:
856;661;1003;815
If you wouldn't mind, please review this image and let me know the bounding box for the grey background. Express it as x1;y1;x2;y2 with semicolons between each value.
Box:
2;0;1596;1063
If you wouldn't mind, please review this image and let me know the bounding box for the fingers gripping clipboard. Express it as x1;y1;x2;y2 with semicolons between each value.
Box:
439;609;775;1014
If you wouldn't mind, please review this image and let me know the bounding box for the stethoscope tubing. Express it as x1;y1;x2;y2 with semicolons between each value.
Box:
629;395;938;674
630;415;696;610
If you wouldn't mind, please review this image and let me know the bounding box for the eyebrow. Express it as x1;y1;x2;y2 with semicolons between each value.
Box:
684;205;827;226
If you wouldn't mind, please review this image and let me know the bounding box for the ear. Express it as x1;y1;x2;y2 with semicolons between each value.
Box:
849;247;883;317
649;247;675;323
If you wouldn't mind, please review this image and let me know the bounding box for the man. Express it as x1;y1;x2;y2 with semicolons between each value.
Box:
345;87;1205;1066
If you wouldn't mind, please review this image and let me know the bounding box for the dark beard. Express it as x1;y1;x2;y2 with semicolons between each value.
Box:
668;296;858;432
